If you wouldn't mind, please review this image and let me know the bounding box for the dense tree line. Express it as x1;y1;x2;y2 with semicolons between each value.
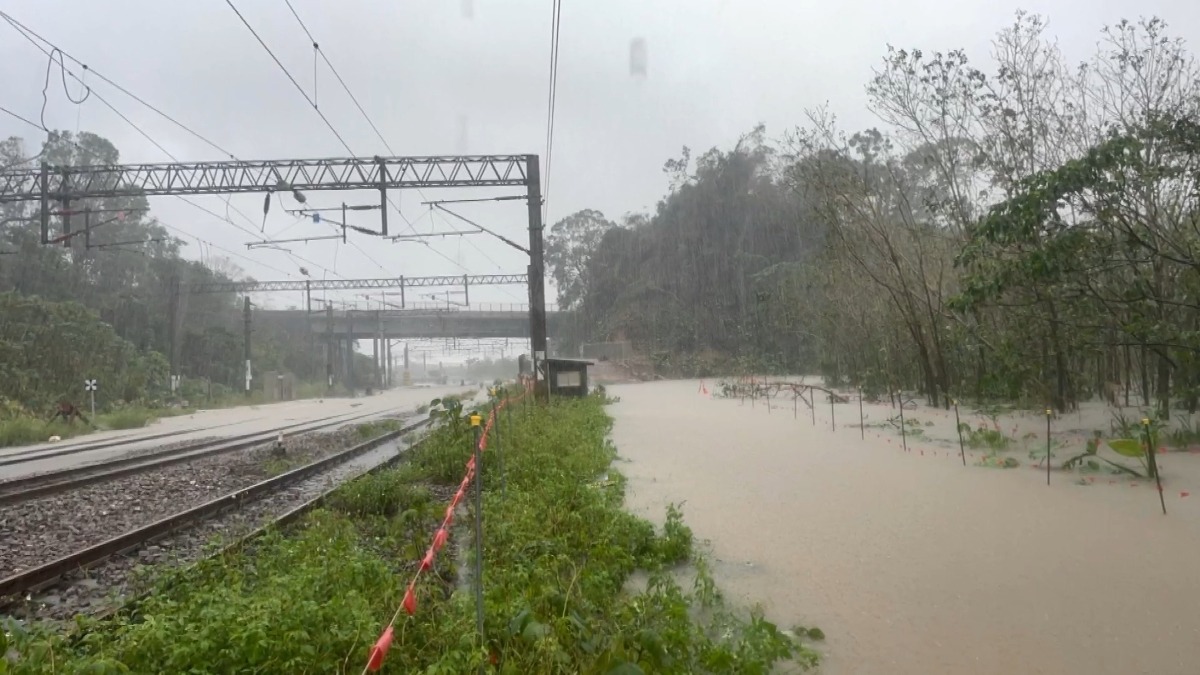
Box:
0;132;332;411
550;13;1200;417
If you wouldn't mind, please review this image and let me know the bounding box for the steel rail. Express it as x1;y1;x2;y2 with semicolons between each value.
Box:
0;417;432;602
113;423;436;618
0;410;381;505
0;419;254;468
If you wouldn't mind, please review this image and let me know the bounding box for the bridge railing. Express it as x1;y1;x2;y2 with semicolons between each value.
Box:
318;302;560;314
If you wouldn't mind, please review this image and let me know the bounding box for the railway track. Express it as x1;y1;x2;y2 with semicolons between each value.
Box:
0;410;384;506
0;416;433;614
0;418;255;468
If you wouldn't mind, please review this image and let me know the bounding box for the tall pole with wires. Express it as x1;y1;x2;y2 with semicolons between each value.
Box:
526;157;548;398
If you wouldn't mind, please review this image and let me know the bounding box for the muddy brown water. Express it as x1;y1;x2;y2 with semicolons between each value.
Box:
609;380;1200;675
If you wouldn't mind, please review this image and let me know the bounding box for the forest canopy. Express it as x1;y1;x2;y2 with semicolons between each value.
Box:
548;13;1200;416
0;132;355;412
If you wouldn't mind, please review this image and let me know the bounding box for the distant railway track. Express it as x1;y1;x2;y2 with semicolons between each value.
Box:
0;418;255;468
0;416;432;610
0;410;383;506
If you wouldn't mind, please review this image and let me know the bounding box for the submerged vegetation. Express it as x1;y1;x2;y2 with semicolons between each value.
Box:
3;395;820;673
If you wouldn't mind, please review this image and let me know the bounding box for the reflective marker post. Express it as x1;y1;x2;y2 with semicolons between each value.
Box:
469;413;485;644
84;378;98;418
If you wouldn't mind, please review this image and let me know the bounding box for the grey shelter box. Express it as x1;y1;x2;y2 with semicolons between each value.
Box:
546;357;593;398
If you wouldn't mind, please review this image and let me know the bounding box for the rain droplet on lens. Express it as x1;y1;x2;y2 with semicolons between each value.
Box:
629;38;647;77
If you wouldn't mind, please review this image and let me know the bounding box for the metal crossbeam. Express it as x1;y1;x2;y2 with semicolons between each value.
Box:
191;273;527;294
0;155;531;202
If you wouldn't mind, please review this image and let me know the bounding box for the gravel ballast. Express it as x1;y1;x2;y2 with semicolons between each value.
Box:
0;421;403;581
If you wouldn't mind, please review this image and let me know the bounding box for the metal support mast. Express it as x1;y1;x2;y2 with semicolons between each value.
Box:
525;156;548;396
243;297;253;396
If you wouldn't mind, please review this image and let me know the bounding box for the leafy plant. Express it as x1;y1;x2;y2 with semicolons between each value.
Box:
959;422;1012;451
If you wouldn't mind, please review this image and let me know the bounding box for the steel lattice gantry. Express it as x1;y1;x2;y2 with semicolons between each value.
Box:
0;155;530;202
0;153;550;396
190;274;528;294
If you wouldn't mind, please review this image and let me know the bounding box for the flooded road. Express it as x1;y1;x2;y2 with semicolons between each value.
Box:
609;380;1200;675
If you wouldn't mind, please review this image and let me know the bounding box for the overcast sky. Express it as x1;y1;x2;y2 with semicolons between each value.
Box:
2;0;1199;321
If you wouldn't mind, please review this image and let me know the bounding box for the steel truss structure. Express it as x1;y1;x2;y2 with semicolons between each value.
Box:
0;153;549;397
0;155;530;202
191;273;527;294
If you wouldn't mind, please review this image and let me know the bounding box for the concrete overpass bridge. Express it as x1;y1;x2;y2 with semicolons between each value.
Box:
256;303;568;390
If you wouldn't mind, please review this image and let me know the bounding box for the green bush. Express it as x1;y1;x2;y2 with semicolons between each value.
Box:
0;416;83;447
326;469;432;518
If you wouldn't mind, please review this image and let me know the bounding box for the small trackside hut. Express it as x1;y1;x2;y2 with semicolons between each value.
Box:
546;357;593;398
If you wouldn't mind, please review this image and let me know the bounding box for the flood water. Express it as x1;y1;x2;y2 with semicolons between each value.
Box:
609;380;1200;675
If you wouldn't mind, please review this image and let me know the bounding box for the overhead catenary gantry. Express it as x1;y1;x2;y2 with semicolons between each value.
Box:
191;273;526;314
0;153;550;397
190;273;527;294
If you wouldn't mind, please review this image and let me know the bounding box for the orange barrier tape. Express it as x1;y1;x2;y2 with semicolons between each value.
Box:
364;390;526;673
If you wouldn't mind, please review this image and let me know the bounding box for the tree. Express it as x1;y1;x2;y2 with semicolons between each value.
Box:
552;10;1200;419
0;129;332;406
545;209;616;310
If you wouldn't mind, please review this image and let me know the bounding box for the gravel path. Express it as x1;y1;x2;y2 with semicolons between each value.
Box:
6;435;425;622
0;421;403;580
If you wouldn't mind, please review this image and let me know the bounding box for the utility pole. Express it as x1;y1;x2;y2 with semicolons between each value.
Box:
243;296;252;397
304;280;314;381
376;310;384;390
325;303;334;389
404;342;411;386
167;276;180;395
38;164;49;244
525;156;548;399
345;314;355;396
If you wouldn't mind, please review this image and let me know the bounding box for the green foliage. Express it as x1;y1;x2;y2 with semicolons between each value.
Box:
959;423;1012;451
1;132;346;411
0;417;83;447
6;398;820;673
654;503;694;566
0;293;168;411
326;469;432;518
1106;438;1144;458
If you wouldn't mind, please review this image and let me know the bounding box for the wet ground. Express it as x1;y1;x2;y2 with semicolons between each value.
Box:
0;385;469;478
609;380;1200;675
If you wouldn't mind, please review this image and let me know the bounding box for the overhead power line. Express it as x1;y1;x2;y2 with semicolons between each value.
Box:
0;10;238;160
2;11;347;284
223;0;354;155
543;0;563;222
281;0;396;155
0;104;44;132
270;0;495;279
0;14;261;235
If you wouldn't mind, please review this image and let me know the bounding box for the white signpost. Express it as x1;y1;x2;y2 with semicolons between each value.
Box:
84;378;98;418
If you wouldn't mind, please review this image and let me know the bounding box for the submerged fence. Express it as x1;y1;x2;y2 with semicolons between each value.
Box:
706;375;1193;514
